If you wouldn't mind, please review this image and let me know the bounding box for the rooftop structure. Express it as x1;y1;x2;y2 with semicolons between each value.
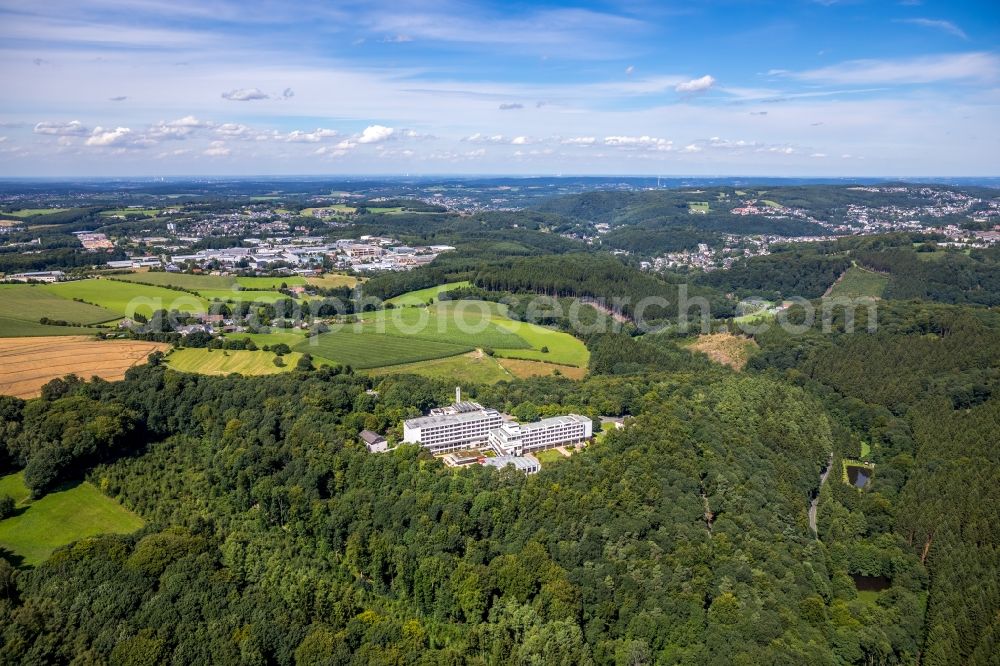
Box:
483;455;541;475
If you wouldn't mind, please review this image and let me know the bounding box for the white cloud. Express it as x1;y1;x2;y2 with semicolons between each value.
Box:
788;52;999;85
34;120;88;136
85;126;132;146
286;128;339;142
215;123;252;137
625;65;634;75
898;18;967;40
203;141;230;157
511;136;531;145
356;124;394;143
499;102;524;110
463;133;506;143
146;115;210;140
675;75;716;93
603;135;672;151
221;88;269;101
561;136;596;145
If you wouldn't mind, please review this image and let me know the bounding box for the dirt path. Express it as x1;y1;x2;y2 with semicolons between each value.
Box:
809;453;834;536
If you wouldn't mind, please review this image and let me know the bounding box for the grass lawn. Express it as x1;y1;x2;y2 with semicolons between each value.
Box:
490;318;590;367
360;303;531;350
367;351;513;383
306;274;360;289
297;329;471;368
533;449;568;465
688;201;710;213
42;279;209;316
385;281;471;307
762;199;782;208
829;266;888;299
0;472;144;567
856;590;881;604
860;441;872;458
0;284;119;325
167;348;304;375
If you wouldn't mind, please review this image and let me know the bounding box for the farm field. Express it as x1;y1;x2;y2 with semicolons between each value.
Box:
360;303;531;349
235;276;306;289
296;329;471;369
688;201;710;213
198;289;289;303
0;336;170;398
116;271;236;290
223;328;309;348
490;318;590;367
42;279;209;316
828;266;888;299
0;284;119;325
497;357;588;380
0;316;105;337
1;208;70;217
368;351;513;384
685;332;758;371
385;281;471;307
306;274;361;289
166;348;308;375
0;472;144;567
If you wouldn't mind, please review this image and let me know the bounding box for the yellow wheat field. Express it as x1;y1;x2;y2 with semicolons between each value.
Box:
0;336;170;399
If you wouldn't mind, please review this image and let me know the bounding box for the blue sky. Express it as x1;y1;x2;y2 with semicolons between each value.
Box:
0;0;997;176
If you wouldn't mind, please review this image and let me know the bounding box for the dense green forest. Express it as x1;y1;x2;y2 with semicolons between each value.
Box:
2;291;998;663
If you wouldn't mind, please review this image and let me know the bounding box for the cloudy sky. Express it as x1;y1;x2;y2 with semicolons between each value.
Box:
0;0;997;176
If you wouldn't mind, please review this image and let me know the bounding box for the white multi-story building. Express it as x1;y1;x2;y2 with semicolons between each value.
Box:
403;389;503;454
402;388;592;456
488;414;592;457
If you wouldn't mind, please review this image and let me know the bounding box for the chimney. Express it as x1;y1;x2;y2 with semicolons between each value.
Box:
455;386;461;404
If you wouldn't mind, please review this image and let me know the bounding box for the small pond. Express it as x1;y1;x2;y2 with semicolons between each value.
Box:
846;464;872;488
852;573;890;592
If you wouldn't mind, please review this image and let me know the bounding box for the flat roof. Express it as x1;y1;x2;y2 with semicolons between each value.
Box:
483;455;539;472
520;414;590;432
404;408;500;430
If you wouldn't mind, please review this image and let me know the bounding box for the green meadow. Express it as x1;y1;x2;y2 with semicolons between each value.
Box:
295;329;472;368
367;351;513;384
42;279;209;316
829;266;888;299
167;348;309;375
359;303;531;349
385;281;471;306
0;284;119;325
0;472;144;567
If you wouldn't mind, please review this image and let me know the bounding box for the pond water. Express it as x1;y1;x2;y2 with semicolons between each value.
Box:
846;465;872;488
852;573;890;592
